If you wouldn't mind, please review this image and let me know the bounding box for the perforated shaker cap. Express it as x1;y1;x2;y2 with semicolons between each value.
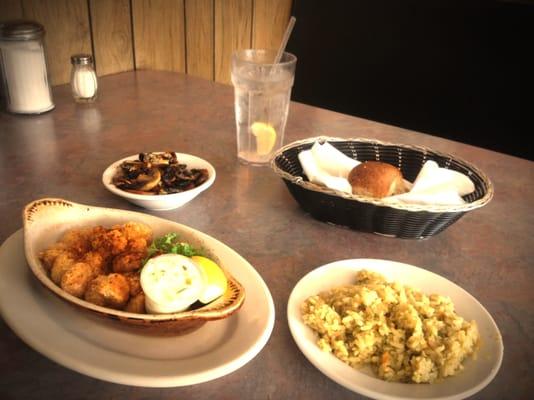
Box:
71;54;94;66
0;20;45;41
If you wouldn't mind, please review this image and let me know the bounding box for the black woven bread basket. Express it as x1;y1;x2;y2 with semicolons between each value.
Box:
271;137;493;239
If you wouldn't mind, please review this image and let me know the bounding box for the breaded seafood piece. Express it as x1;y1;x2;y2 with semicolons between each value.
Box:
39;243;72;271
90;225;107;237
112;252;145;273
90;228;128;259
122;271;143;296
50;252;77;284
60;262;94;298
84;276;107;306
125;293;145;314
116;221;152;242
80;250;107;276
126;237;148;253
59;227;92;255
84;273;130;309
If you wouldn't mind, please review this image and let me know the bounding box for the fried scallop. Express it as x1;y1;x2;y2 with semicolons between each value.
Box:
89;225;107;238
59;228;92;256
112;252;145;273
60;262;94;298
50;252;77;284
39;243;73;271
123;272;142;296
90;228;128;259
116;222;152;242
125;293;146;314
126;237;148;253
80;250;107;276
84;273;130;309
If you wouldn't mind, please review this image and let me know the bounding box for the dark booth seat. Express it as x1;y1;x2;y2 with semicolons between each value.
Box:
286;0;534;160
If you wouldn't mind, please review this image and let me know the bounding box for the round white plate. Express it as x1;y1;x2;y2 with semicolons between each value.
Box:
287;259;503;400
0;230;275;387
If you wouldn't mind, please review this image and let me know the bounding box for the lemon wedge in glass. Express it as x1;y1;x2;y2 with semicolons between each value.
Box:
191;256;228;304
251;122;277;156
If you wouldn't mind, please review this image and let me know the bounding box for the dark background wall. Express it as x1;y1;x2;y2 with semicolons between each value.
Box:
286;0;533;160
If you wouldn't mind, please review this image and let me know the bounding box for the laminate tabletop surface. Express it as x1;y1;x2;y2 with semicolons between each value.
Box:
0;71;532;400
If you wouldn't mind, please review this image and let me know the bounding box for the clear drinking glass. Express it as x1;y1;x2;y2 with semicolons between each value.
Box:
231;49;297;166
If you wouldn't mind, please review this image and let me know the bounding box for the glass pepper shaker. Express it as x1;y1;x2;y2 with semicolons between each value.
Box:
70;54;98;103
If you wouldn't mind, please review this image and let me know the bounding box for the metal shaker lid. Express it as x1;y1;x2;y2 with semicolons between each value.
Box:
71;54;94;65
0;20;45;41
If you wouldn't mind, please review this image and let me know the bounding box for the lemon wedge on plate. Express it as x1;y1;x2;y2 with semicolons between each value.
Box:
191;256;228;304
251;122;277;155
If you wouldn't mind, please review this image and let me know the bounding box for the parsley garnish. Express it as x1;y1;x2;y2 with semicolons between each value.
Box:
143;232;203;265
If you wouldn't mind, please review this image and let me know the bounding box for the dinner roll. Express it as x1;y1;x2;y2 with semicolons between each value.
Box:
348;161;405;198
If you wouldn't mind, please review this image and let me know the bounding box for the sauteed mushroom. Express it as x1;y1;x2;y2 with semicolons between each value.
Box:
112;152;209;195
139;152;177;165
133;168;161;191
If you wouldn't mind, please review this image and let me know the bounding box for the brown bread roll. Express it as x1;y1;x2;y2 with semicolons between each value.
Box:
348;161;405;198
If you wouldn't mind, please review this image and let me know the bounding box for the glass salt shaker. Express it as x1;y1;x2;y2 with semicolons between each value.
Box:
70;54;98;103
0;20;54;114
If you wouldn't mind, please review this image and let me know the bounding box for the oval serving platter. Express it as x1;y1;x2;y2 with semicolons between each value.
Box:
23;198;245;336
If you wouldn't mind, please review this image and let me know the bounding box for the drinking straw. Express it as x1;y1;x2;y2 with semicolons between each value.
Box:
273;16;296;65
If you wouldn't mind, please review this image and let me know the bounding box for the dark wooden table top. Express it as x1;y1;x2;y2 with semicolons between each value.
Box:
0;71;532;400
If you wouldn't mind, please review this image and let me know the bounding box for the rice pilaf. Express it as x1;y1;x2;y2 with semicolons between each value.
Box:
301;270;479;383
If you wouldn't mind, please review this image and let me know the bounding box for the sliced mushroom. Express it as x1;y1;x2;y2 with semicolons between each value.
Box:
119;160;145;178
139;152;176;166
134;168;161;191
193;169;209;186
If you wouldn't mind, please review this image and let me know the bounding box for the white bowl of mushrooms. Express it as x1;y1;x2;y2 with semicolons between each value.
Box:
102;152;216;211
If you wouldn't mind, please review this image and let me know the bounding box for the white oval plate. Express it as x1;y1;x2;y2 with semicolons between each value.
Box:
102;152;216;211
0;228;274;387
287;259;503;400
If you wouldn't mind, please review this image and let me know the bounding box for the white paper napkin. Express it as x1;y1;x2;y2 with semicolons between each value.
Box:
384;160;475;206
298;141;359;194
309;141;359;177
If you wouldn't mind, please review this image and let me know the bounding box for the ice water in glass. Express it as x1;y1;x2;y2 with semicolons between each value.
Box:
231;50;296;166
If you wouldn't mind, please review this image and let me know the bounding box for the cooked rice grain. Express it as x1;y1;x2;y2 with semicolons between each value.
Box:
301;270;479;383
